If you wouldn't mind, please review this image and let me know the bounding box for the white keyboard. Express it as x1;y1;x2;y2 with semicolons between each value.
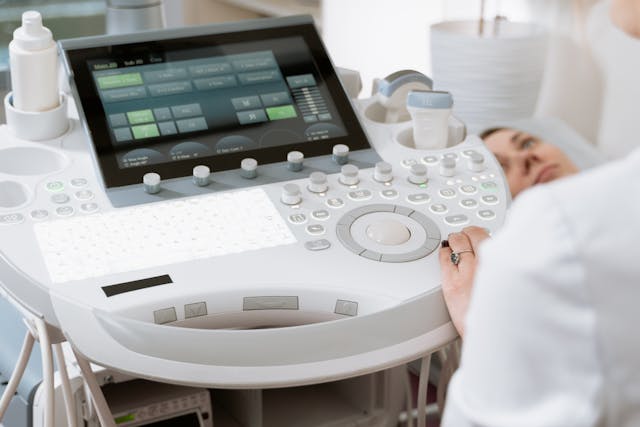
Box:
34;189;297;283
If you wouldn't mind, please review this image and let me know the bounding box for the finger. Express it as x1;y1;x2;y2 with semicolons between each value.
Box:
440;240;456;271
461;226;491;254
447;232;472;252
447;232;475;274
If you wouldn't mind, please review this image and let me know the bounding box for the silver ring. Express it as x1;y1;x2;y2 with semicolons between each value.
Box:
450;250;474;266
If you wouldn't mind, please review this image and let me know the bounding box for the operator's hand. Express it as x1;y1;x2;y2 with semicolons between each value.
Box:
439;226;490;338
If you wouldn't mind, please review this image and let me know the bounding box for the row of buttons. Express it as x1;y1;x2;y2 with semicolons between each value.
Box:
50;189;95;204
401;149;479;169
0;203;100;225
45;178;88;193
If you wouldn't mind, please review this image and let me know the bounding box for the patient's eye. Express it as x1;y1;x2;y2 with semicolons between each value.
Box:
521;138;537;149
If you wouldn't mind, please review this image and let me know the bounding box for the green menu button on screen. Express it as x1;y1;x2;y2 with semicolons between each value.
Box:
266;105;297;121
131;124;160;139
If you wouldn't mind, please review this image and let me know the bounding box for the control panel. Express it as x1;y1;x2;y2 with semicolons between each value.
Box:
0;15;509;388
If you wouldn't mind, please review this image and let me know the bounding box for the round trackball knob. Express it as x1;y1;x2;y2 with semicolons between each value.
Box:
440;157;456;177
408;163;428;185
374;161;393;183
143;172;161;194
308;171;328;193
339;164;359;186
193;165;210;186
281;183;302;205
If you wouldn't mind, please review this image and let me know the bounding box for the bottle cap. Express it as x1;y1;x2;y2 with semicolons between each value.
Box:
12;11;54;51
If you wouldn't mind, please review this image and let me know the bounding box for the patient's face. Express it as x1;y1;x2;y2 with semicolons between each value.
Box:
483;129;579;198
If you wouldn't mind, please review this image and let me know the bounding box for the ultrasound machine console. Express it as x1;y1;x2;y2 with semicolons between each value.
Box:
0;15;509;423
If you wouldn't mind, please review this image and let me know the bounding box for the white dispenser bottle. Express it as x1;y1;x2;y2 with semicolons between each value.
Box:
407;90;453;150
9;11;59;112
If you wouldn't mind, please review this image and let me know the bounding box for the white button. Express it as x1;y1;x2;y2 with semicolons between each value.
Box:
56;206;74;217
478;209;496;220
380;189;399;199
374;161;393;183
51;193;70;204
308;171;328;193
0;213;25;225
430;204;448;214
288;213;307;224
30;210;49;220
281;183;302;205
240;158;258;179
407;193;430;204
460;199;478;209
143;173;161;194
326;198;345;208
311;210;330;220
80;203;99;213
366;220;411;246
193;165;211;186
306;224;325;235
339;164;359;186
439;188;456;198
75;190;94;201
348;189;372;201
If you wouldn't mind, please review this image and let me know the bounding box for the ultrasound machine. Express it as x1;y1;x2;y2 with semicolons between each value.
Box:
0;15;509;427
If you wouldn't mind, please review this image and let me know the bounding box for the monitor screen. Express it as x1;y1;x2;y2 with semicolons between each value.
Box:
63;18;370;188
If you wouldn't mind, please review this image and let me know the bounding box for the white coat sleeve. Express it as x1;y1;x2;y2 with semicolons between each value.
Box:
441;187;604;427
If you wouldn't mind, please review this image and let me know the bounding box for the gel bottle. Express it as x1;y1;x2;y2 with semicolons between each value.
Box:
9;10;59;112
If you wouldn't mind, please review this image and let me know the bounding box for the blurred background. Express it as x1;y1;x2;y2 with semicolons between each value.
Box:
1;0;639;157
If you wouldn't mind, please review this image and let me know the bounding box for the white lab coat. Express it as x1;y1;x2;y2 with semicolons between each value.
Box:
442;148;640;427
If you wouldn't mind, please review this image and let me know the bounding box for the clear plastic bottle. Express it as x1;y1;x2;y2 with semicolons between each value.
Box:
9;11;59;112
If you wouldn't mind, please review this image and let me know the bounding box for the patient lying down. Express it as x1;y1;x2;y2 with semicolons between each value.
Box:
441;127;580;337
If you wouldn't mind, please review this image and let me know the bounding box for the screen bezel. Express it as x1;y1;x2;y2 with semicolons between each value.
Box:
64;22;370;188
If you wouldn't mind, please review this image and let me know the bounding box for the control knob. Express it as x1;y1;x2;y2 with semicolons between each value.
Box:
374;161;393;183
439;157;456;177
193;165;210;186
468;152;486;172
240;158;258;179
308;171;328;193
339;164;359;186
143;172;161;194
281;183;302;205
332;144;349;165
408;163;428;185
287;151;304;172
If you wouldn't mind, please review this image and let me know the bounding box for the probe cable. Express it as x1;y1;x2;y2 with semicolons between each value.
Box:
0;329;35;421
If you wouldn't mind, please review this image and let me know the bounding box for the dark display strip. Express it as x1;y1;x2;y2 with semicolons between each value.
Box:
102;274;173;297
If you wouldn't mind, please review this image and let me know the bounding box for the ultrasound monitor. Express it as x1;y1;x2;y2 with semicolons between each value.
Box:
61;16;371;189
